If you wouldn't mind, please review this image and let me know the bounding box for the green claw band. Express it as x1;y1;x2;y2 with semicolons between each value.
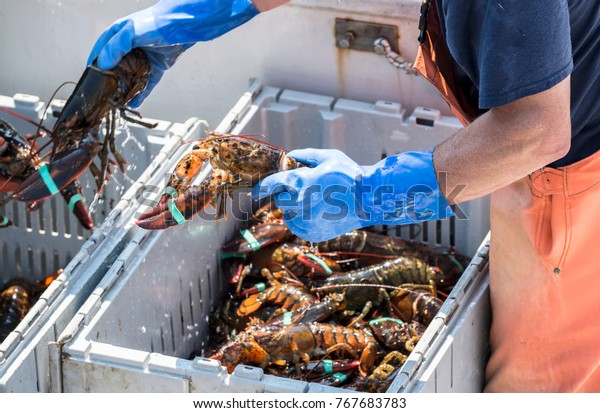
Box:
241;229;260;251
333;373;347;383
221;252;247;260
323;359;333;374
283;311;292;325
162;186;178;198
38;164;60;195
68;194;83;212
0;215;9;227
167;199;186;225
446;252;465;273
304;253;333;275
255;282;266;292
369;317;405;326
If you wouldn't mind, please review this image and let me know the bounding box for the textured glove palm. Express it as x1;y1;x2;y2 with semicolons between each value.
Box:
87;0;260;107
253;148;454;242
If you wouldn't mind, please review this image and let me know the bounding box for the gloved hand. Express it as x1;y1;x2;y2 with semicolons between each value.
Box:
253;148;454;242
87;0;260;107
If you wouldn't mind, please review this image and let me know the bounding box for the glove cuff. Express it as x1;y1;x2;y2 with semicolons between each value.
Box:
152;0;260;44
357;150;454;225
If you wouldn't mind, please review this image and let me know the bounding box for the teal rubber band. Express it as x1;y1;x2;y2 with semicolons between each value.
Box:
167;199;186;225
162;186;178;198
221;252;247;260
304;253;333;275
283;311;292;325
369;317;405;326
255;282;266;292
241;229;260;251
323;359;333;375
0;215;9;226
446;252;465;273
332;373;347;383
68;194;83;212
38;164;60;195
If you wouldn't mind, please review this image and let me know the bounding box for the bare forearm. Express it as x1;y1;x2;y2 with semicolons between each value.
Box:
434;77;571;204
252;0;290;12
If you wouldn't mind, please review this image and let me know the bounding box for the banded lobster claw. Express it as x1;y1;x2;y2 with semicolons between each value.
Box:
136;170;234;230
14;48;153;203
14;145;94;203
60;178;94;231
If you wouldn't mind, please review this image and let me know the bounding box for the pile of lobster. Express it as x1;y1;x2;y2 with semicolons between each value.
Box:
1;48;155;231
124;120;470;392
192;201;469;392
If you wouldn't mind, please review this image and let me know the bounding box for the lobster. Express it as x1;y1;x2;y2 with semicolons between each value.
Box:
301;230;467;289
388;286;443;326
369;317;426;353
300;230;431;260
210;322;380;376
347;351;407;393
136;132;305;230
313;256;442;307
0;118;94;229
0;270;62;342
236;277;319;317
14;48;155;204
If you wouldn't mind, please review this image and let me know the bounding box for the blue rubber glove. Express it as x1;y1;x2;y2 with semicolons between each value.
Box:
87;0;260;107
253;149;454;242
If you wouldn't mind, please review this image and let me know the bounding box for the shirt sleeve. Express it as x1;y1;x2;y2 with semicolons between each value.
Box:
477;0;573;109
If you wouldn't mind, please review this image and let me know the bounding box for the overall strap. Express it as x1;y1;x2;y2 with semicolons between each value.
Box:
413;0;479;126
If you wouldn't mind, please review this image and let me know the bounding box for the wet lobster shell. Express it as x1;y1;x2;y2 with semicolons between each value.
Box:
52;48;151;153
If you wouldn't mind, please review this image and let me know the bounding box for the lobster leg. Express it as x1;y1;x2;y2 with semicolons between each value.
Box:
93;111;114;193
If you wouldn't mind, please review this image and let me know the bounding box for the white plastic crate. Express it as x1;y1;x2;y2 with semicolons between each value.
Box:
52;81;491;393
0;92;207;392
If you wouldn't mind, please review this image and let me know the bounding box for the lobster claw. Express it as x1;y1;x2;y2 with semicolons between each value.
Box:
136;170;230;230
60;179;94;231
221;221;293;254
14;146;94;203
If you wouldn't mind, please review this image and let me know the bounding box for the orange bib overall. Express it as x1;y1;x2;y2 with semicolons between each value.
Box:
414;0;600;392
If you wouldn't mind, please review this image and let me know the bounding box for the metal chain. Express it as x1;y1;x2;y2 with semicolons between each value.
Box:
373;37;419;75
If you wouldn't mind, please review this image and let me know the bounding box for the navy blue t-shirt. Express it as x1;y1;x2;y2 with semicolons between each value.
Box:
436;0;600;167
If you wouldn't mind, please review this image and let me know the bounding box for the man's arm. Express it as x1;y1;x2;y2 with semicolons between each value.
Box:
434;76;571;204
253;0;290;12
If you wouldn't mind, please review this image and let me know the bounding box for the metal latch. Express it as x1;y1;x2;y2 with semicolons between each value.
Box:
335;18;418;75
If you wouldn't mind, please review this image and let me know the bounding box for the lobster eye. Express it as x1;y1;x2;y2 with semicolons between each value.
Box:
192;144;200;150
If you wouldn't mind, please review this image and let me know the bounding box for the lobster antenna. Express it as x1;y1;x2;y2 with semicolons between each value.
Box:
316;251;401;260
311;283;416;293
42;81;77;161
35;81;76;144
0;108;53;135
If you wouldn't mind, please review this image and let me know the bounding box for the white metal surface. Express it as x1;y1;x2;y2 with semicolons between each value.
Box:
0;92;207;392
54;82;491;393
0;0;448;129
